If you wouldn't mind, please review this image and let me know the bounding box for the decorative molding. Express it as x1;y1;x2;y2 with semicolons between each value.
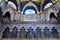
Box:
22;1;38;14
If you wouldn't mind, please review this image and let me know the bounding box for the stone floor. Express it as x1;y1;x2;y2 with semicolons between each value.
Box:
1;38;60;40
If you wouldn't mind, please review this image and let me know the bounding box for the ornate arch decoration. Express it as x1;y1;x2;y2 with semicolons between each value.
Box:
46;9;58;22
22;1;38;14
3;27;10;32
2;27;10;38
43;0;58;11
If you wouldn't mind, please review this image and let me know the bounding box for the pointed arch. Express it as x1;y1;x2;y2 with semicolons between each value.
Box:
3;12;11;19
50;12;56;19
2;27;11;38
46;9;57;22
22;2;38;14
11;27;18;38
3;27;10;32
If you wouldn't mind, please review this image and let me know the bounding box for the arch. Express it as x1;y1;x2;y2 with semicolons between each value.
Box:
12;27;18;30
8;1;17;10
3;11;11;20
23;6;37;14
50;12;56;19
22;2;38;14
47;11;56;22
43;27;50;38
46;9;58;22
11;27;18;38
51;27;59;38
19;27;26;38
2;27;11;38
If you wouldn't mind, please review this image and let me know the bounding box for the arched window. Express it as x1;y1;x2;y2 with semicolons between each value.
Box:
8;0;18;10
22;2;38;15
23;6;37;15
43;0;52;10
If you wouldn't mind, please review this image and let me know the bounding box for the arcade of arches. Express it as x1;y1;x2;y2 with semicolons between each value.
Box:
0;0;60;39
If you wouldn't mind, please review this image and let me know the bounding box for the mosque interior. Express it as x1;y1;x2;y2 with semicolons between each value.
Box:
0;0;60;39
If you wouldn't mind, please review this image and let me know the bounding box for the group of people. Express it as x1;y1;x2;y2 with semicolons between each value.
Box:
2;27;59;38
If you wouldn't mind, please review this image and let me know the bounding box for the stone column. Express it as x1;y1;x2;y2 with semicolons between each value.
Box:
9;7;15;21
38;12;42;22
36;12;41;22
18;10;21;21
20;12;24;21
40;13;45;22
